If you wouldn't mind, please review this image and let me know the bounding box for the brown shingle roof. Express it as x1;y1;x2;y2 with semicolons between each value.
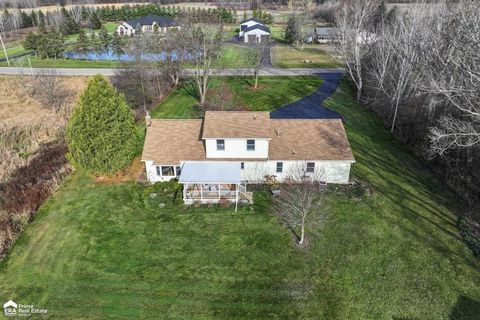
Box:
141;119;205;164
269;119;355;161
141;114;355;164
202;111;271;139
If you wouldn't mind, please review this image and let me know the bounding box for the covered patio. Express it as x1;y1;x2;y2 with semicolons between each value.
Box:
179;162;248;210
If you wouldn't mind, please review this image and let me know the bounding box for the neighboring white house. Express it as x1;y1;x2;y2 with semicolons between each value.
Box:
116;15;180;36
141;111;355;206
239;18;271;43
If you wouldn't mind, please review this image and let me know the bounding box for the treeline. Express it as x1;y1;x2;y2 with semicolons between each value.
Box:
333;0;480;256
96;4;237;24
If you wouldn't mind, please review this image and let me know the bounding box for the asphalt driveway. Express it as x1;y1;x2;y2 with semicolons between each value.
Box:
270;71;344;119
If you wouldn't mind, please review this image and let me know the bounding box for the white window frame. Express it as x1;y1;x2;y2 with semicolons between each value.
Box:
276;162;283;173
306;162;315;173
246;139;255;151
217;139;225;151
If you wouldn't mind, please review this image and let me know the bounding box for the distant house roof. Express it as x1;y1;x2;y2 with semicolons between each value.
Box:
124;15;178;28
142;112;355;164
202;111;271;139
243;24;271;34
142;119;205;164
307;27;338;37
269;119;354;161
240;17;264;25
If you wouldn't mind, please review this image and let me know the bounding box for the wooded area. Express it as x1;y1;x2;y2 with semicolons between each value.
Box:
328;0;479;255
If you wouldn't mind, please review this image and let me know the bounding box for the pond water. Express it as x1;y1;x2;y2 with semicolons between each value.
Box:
63;50;186;62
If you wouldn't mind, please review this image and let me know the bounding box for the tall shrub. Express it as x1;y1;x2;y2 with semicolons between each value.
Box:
66;75;138;175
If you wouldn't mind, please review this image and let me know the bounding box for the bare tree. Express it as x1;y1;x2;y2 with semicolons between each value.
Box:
244;40;271;89
334;0;378;102
272;163;328;246
421;1;480;154
175;23;224;106
33;69;69;112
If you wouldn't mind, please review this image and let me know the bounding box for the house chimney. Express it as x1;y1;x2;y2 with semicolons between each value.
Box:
145;112;151;126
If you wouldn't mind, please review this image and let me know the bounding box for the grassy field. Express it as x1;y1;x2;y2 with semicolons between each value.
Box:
150;76;324;118
0;44;29;60
271;44;341;69
0;77;479;319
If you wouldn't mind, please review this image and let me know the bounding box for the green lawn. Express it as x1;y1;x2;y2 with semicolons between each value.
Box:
214;44;253;68
271;43;341;69
0;44;28;59
0;77;479;319
150;76;324;118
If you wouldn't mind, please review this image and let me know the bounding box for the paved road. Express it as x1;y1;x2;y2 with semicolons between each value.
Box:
271;71;344;119
0;66;344;77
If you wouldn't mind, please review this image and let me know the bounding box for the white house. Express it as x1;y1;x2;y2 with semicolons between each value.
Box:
116;15;180;36
141;111;355;207
239;18;271;43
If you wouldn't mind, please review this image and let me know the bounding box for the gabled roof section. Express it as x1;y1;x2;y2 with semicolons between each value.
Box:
269;119;355;161
240;17;264;25
141;119;205;164
202;111;271;139
124;15;178;28
243;24;271;34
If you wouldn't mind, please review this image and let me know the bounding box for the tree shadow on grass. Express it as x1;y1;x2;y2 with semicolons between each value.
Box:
449;295;480;320
182;79;200;102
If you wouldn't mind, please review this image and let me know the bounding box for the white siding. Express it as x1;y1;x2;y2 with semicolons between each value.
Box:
205;138;269;159
239;21;263;37
243;29;270;43
242;160;353;184
144;160;181;182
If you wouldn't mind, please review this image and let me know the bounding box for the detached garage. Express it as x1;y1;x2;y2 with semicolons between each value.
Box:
243;25;271;43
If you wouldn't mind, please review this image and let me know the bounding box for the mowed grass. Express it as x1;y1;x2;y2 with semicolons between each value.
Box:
271;43;341;69
151;76;324;118
0;77;479;319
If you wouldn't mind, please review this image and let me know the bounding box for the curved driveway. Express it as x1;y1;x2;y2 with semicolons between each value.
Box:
270;71;344;119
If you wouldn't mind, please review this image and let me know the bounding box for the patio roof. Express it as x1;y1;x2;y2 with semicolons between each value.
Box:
179;161;242;184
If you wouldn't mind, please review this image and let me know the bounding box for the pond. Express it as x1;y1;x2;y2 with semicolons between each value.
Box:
63;50;188;62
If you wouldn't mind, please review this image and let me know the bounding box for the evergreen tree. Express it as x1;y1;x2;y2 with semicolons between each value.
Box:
284;16;298;44
37;10;46;30
89;31;102;53
66;75;138;175
88;11;102;30
22;32;40;56
76;29;90;55
60;7;80;35
111;33;125;57
98;26;111;53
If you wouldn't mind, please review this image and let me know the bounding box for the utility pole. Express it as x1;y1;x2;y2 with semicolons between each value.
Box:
0;32;9;66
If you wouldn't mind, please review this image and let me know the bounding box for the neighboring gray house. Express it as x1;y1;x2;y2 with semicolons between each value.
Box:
305;27;339;44
116;15;180;36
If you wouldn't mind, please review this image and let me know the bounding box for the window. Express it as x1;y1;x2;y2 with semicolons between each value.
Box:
161;166;175;176
216;139;225;151
156;166;161;176
306;162;315;173
276;162;283;173
175;166;181;176
247;139;255;151
241;162;245;170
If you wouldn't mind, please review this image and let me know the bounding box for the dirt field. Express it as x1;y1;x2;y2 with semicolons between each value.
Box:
0;75;88;182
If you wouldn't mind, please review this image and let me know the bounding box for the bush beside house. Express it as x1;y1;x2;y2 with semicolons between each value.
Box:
67;75;138;175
